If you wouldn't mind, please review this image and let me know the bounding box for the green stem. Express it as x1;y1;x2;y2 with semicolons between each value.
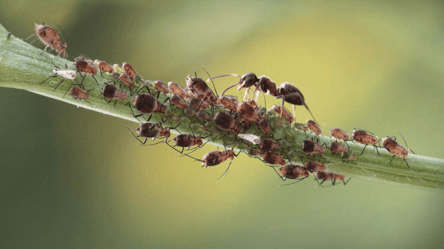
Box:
1;23;443;190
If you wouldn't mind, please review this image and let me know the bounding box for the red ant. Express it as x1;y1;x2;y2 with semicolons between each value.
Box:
25;23;68;58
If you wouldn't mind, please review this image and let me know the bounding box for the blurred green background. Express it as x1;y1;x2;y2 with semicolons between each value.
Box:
1;0;444;248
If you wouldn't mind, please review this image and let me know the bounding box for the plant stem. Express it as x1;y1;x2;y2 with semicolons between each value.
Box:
1;23;443;190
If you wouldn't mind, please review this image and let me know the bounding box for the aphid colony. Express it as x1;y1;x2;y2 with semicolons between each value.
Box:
28;23;415;187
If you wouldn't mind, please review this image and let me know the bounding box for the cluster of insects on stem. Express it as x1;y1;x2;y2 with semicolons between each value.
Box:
22;22;416;186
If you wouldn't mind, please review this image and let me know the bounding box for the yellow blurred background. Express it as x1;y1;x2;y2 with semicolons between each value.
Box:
1;0;444;248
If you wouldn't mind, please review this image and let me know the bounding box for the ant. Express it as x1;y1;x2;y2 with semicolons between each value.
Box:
25;22;68;58
208;72;258;101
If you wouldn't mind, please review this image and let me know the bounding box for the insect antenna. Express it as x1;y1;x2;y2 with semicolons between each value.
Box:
202;65;218;96
217;159;234;182
399;132;416;154
279;178;307;187
164;142;201;161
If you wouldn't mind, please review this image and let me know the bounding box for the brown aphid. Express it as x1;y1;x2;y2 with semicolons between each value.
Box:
70;87;90;102
127;122;170;144
260;138;280;151
122;62;137;79
352;129;380;155
268;105;294;123
258;118;272;135
154;80;170;95
96;60;114;76
173;134;203;153
313;171;350;186
202;150;239;180
263;152;286;166
247;148;263;156
341;151;358;162
112;72;121;80
189;98;209;110
217;95;238;112
381;137;410;167
171;94;188;109
196;110;212;122
302;140;325;155
214;111;242;133
329;141;348;155
102;84;127;103
27;23;68;58
183;107;196;116
279;164;309;180
275;82;316;122
73;56;99;85
305;161;326;173
186;76;217;104
330;128;350;141
132;93;167;115
306;119;322;135
168;82;191;99
119;73;135;87
237;101;260;123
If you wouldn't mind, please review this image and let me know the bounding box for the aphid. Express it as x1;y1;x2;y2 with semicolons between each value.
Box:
268;105;294;124
330;128;350;141
122;62;138;80
302;140;325;155
381;136;411;167
183;107;196;116
258;118;272;135
275;82;316;122
341;151;358;162
96;60;114;76
263;152;286;166
119;73;135;87
186;75;217;104
202;150;240;179
73;56;98;85
130;93;167;120
305;161;326;173
126;122;171;144
70;86;91;103
278;164;309;180
329;141;348;155
173;134;203;153
217;95;239;113
196;110;212;122
154;80;170;95
40;60;77;90
306;119;322;135
248;148;263;156
238;133;261;145
313;171;351;186
214;111;242;133
26;23;68;58
260;138;280;151
189;98;209;111
168;82;191;99
293;122;308;131
171;94;188;109
237;101;260;123
102;84;127;104
352;129;380;155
